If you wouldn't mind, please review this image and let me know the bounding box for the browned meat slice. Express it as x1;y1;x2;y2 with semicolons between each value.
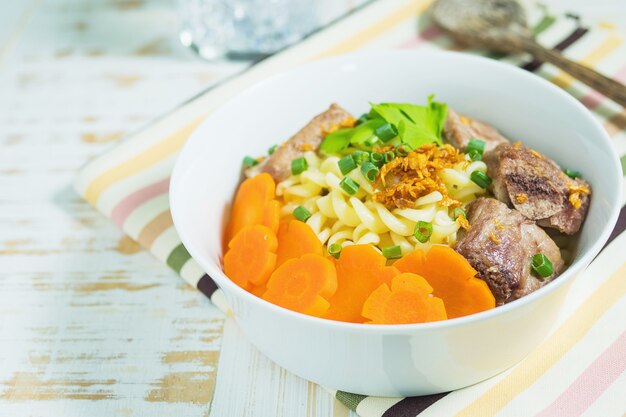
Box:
443;108;510;152
483;143;591;235
454;198;564;305
246;103;353;181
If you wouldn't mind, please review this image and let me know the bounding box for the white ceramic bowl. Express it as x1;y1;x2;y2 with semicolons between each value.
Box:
170;51;621;396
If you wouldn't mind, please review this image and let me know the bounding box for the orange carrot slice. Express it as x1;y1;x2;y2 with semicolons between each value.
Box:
226;173;278;243
223;225;277;290
323;244;400;323
362;273;447;324
394;246;495;319
275;220;323;267
263;254;337;317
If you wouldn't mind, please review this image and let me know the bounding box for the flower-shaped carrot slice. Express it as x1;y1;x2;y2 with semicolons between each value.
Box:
262;254;337;317
394;246;495;319
323;244;400;323
275;220;323;267
223;224;277;291
226;173;279;243
362;273;447;324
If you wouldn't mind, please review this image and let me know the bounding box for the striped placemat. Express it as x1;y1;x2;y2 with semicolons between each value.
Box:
74;0;626;415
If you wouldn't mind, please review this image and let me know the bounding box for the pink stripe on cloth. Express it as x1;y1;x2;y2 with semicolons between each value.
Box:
111;178;170;227
580;65;626;108
397;24;443;49
535;329;626;417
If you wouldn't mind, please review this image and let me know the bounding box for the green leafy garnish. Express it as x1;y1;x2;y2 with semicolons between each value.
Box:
320;119;384;154
320;96;448;154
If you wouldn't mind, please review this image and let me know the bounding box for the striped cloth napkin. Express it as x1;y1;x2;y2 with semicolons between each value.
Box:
74;0;626;415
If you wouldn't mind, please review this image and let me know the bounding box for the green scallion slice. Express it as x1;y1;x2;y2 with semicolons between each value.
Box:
370;152;384;167
466;138;486;156
352;150;370;166
384;151;395;163
291;157;308;175
328;243;342;259
293;205;312;222
361;161;379;182
268;144;278;155
452;207;466;219
339;177;360;195
470;171;492;188
338;155;357;175
375;123;398;142
356;113;370;126
364;136;379;148
468;149;482;162
395;143;413;157
382;245;402;259
564;168;581;179
531;253;554;279
413;221;433;243
243;156;258;167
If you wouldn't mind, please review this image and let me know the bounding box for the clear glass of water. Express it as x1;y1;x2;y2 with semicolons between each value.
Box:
177;0;318;60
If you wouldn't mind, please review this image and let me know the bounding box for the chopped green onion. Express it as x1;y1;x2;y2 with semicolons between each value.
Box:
564;169;581;179
395;143;413;157
356;113;370;125
361;161;379;182
468;149;482;162
470;171;492;188
382;245;402;259
364;136;379;148
291;157;308;175
328;243;342;259
339;177;360;195
375;123;398;142
352;150;370;166
531;253;554;279
466;138;486;156
243;156;258;167
338;155;357;175
268;144;278;155
293;206;312;222
384;151;395;163
370;152;385;167
452;207;466;219
413;221;433;243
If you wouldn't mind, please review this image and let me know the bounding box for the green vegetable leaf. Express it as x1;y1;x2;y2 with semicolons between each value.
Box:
320;119;384;154
319;96;448;154
370;96;447;148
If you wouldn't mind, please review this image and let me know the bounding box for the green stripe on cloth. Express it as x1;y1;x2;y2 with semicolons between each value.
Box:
487;13;556;59
621;154;626;175
533;14;557;36
166;243;192;274
336;391;368;411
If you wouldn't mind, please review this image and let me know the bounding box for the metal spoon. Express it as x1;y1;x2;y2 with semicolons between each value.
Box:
430;0;626;107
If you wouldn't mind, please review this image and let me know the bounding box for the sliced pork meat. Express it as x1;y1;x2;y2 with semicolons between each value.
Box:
483;143;591;235
246;103;353;182
454;198;564;305
443;108;510;153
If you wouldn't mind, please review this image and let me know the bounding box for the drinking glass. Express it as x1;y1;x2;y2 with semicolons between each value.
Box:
177;0;318;60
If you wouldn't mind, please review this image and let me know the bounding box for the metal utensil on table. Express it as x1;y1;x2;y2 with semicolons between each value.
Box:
430;0;626;107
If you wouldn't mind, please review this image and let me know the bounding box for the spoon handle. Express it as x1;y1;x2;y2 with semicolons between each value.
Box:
523;40;626;107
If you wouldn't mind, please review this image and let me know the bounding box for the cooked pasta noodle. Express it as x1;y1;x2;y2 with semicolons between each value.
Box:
275;151;486;254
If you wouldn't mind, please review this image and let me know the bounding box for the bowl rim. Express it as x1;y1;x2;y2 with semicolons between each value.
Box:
170;50;622;334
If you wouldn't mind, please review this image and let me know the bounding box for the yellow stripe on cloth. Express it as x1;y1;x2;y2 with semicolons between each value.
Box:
455;261;626;417
317;0;432;58
551;35;624;89
84;118;203;205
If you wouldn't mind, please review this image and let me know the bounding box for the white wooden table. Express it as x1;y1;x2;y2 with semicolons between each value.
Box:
0;1;622;416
